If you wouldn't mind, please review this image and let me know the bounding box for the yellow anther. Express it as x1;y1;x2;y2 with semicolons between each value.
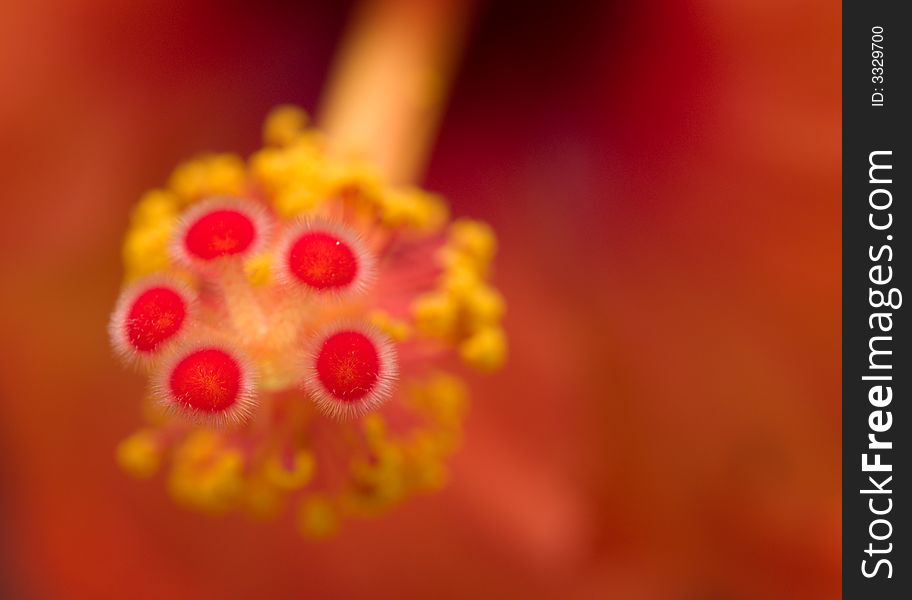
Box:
459;326;507;371
368;310;411;341
264;450;316;490
375;443;405;474
351;441;404;491
412;291;458;338
166;470;192;505
380;193;416;227
249;147;292;191
410;456;447;492
325;161;383;204
168;153;247;203
409;429;444;459
116;431;161;478
178;430;219;462
376;475;406;504
417;372;468;427
441;260;482;299
263;105;309;147
123;221;174;279
169;449;245;513
449;219;497;266
377;188;444;230
273;184;323;218
354;450;406;506
362;413;388;448
413;191;449;232
244;254;273;286
130;189;179;228
463;284;506;329
349;456;374;483
213;449;244;475
297;494;338;539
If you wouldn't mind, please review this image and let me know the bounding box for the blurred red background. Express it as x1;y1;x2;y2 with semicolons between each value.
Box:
0;0;840;598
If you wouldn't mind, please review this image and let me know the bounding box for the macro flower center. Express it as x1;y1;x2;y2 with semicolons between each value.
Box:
112;105;505;537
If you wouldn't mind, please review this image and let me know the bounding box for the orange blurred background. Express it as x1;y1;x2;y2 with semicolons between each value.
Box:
0;0;840;598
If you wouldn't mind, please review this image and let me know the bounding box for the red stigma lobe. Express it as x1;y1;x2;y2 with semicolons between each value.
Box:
287;231;358;290
169;349;242;412
316;331;380;401
184;209;256;260
126;287;187;352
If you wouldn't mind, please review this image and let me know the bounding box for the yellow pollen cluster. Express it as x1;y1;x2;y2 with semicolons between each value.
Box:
412;219;507;371
113;106;506;537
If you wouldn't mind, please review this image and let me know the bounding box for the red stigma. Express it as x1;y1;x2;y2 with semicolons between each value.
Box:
316;331;380;401
287;231;358;290
184;209;256;260
169;349;242;412
125;286;187;352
